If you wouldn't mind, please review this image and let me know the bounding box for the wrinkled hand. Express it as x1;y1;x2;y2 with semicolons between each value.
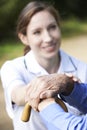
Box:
25;73;75;110
40;73;81;98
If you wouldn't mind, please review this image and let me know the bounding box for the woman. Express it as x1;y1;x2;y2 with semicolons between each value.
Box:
1;1;87;130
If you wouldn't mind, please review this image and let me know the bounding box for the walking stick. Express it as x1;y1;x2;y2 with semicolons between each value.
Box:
21;98;68;122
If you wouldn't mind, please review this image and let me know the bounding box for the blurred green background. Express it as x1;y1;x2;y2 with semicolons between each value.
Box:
0;0;87;41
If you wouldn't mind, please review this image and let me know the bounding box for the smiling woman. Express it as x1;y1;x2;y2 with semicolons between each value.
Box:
19;10;61;64
1;1;87;130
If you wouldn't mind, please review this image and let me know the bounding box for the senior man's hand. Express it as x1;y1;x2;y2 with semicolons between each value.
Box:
39;73;75;99
25;73;75;110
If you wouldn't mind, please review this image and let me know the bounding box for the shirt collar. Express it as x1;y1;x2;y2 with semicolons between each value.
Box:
24;50;48;74
58;50;77;73
24;50;77;75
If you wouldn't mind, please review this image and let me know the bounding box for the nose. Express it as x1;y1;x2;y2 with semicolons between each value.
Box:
43;30;52;43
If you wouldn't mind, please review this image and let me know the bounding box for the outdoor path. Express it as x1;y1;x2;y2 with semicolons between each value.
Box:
61;35;87;63
0;35;87;130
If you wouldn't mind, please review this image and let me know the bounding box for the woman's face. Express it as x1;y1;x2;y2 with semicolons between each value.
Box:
23;10;61;59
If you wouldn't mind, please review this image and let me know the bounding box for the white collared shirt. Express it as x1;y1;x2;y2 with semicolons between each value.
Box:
1;50;87;130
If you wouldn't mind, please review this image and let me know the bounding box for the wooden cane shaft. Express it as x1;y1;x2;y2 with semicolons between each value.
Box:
21;103;31;122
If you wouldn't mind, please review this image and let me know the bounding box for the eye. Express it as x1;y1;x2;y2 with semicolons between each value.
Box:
50;25;57;30
33;30;41;35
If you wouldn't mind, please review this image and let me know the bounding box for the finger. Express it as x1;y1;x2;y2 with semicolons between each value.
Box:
72;77;81;83
30;97;40;111
40;90;57;99
65;73;73;78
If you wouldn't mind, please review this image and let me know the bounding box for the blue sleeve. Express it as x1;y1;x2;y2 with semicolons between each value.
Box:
39;103;87;130
62;82;87;114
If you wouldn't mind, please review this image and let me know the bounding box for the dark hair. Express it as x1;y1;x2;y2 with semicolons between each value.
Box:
16;1;60;55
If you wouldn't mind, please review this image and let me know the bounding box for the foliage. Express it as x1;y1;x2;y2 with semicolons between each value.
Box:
66;0;87;18
0;0;87;42
0;40;24;67
0;0;30;40
61;18;87;38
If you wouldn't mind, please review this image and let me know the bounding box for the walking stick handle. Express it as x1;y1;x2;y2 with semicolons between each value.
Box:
21;103;31;122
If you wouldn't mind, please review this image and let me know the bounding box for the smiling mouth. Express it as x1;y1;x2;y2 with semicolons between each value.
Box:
42;43;56;52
